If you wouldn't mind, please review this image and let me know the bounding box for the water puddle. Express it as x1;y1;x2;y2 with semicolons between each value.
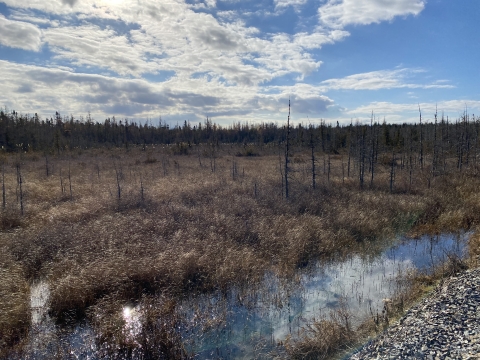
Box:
31;281;50;326
180;233;468;358
27;233;468;359
123;305;142;342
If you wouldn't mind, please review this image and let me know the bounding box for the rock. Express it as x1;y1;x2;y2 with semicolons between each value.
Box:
349;269;480;360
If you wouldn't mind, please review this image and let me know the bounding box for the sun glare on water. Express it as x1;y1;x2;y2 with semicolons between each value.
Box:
123;306;132;319
122;306;142;339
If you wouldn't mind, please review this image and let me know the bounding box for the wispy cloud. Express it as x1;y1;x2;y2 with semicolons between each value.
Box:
318;0;425;29
274;0;308;10
346;100;480;121
320;69;455;91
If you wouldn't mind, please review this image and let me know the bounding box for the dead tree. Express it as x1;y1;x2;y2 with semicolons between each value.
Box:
432;107;438;177
140;173;145;202
114;163;121;200
347;120;353;178
45;154;49;177
359;127;366;189
16;164;24;215
309;126;316;190
419;105;424;169
60;168;65;195
285;100;291;199
370;113;376;187
390;150;396;193
68;161;73;200
2;162;5;209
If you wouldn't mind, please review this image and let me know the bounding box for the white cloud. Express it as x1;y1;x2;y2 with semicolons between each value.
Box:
0;0;347;86
274;0;308;9
345;100;480;122
318;0;425;29
0;60;334;123
321;69;455;91
8;9;52;24
0;14;42;51
43;25;164;77
9;0;341;85
205;0;217;8
0;0;459;125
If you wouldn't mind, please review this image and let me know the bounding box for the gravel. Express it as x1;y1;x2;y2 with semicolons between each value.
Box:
349;268;480;360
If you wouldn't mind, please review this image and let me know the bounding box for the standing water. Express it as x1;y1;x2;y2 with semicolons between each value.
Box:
179;233;468;359
27;233;468;359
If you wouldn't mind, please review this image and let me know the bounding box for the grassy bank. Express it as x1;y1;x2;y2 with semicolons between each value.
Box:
1;145;480;358
286;229;477;360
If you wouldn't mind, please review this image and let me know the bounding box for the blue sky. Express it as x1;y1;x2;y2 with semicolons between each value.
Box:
0;0;479;126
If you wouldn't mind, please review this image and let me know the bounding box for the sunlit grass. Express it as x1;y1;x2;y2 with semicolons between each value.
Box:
1;145;480;357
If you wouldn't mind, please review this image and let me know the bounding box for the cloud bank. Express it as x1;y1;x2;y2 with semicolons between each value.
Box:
0;0;469;124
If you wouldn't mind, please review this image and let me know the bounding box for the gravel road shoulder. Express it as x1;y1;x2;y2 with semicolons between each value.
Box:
348;268;480;360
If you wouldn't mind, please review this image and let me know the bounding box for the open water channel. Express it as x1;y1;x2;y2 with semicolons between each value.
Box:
26;232;468;359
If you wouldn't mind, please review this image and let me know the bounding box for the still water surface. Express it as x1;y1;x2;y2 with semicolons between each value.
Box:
28;233;468;359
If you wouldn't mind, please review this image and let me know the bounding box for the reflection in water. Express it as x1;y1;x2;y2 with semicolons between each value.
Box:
180;233;468;359
123;305;142;340
30;281;50;325
27;233;468;359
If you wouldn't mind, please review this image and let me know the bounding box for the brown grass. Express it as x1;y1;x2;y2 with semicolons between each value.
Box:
0;248;30;358
1;145;480;357
285;299;355;360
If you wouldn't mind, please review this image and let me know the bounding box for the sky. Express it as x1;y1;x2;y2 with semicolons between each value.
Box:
1;0;479;126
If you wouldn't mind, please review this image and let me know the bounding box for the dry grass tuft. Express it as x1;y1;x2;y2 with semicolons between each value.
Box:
0;208;23;230
285;300;355;360
0;249;30;358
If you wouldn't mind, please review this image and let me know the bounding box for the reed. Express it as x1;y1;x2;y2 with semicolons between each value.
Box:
1;145;480;357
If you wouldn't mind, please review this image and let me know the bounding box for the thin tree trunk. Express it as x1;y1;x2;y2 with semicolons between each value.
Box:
285;100;291;199
310;131;316;190
419;105;424;169
2;163;5;209
17;164;24;215
45;155;49;177
68;161;73;200
390;150;395;193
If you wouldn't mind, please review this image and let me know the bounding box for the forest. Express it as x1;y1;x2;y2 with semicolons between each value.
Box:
2;107;478;163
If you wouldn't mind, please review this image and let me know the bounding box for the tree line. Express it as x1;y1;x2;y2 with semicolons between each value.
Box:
1;108;479;170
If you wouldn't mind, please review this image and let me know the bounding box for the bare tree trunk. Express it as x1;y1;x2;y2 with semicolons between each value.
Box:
390;150;395;193
347;121;352;178
419;105;424;169
68;161;73;200
310;130;316;190
60;168;65;195
140;173;144;202
285;100;291;199
359;128;366;189
114;163;121;200
197;146;202;167
16;164;24;215
433;107;438;177
2;163;5;209
45;155;49;177
327;154;331;184
279;147;284;198
370;129;375;187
